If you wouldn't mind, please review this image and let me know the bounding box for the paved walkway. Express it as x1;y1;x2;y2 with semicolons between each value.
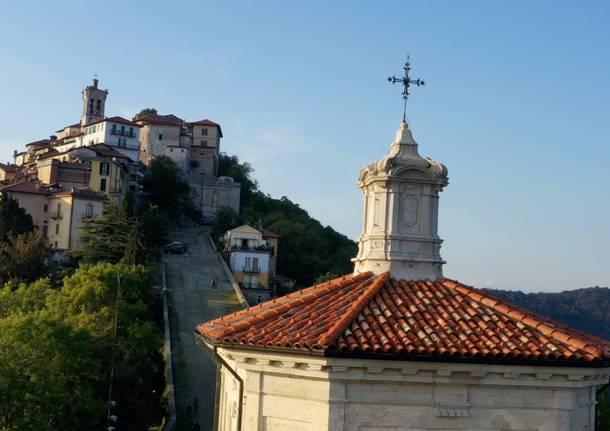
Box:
164;227;244;431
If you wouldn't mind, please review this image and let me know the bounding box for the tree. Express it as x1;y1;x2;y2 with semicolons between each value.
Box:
141;156;191;219
44;263;164;430
133;108;158;121
0;314;104;430
212;206;239;243
218;153;258;206
122;219;146;265
0;192;34;242
0;231;51;284
73;202;129;264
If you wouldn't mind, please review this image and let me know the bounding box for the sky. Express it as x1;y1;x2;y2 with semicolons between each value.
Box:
1;0;609;292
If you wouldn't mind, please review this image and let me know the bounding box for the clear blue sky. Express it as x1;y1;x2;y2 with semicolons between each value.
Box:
1;1;609;292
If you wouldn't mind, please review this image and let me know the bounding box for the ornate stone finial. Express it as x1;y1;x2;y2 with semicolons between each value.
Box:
388;56;425;123
352;121;448;281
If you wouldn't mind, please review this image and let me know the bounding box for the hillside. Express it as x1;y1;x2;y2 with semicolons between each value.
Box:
485;286;610;341
216;153;357;287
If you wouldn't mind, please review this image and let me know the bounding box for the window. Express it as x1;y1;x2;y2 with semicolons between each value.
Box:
118;138;126;148
112;124;117;134
42;222;48;238
96;99;101;111
89;98;94;113
43;204;48;213
158;133;163;141
100;178;107;192
120;125;125;135
99;162;109;175
245;257;251;269
169;148;173;152
201;128;208;136
55;224;59;235
54;241;58;248
200;140;207;147
129;127;134;137
85;202;93;218
57;203;62;217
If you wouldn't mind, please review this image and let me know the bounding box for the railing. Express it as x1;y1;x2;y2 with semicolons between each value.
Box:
242;266;260;274
49;212;63;220
229;245;274;255
110;130;136;138
240;282;266;289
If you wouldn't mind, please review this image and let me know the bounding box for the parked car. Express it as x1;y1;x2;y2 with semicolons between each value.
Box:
164;241;188;254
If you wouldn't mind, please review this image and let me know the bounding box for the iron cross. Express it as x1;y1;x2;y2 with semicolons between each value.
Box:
388;56;425;123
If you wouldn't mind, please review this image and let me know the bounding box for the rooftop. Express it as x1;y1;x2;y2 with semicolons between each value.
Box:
196;272;610;366
189;119;223;137
88;116;141;128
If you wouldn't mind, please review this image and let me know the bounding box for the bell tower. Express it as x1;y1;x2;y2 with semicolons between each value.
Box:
80;78;108;126
352;58;449;280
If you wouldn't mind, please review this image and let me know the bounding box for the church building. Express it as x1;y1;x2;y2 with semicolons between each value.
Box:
196;60;610;431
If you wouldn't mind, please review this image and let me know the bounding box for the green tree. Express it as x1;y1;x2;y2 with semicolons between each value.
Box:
44;263;164;430
0;192;34;242
0;231;51;284
218;153;258;206
122;219;146;265
212;206;239;243
133;107;158;121
141;156;191;219
0;314;104;430
73;202;129;264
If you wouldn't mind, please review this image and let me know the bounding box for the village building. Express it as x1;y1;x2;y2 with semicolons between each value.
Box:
223;225;278;304
196;63;610;430
136;112;240;219
1;181;105;252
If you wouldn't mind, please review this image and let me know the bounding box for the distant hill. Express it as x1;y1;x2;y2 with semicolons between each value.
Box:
485;286;610;341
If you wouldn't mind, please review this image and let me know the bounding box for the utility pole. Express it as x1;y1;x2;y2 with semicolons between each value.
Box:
106;271;122;430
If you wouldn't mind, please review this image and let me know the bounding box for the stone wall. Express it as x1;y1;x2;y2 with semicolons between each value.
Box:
190;176;240;220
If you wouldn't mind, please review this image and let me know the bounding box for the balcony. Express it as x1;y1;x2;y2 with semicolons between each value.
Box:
110;129;136;138
229;244;274;255
49;212;63;220
242;266;261;274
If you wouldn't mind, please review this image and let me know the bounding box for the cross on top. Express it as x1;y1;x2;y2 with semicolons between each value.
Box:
388;56;425;123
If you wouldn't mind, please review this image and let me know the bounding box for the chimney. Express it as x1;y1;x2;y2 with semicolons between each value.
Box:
49;135;57;142
93;78;98;89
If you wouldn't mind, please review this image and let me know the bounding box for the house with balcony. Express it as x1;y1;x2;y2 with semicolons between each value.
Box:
223;224;277;304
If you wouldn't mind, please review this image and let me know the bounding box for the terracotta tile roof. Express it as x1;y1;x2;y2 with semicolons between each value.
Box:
88;116;141;127
261;229;280;238
196;272;610;365
188;119;223;137
26;139;51;148
1;180;50;195
89;144;130;160
56;122;81;132
136;114;185;127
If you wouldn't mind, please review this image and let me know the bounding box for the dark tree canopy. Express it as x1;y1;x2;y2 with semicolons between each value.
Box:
133;108;158;121
141;156;193;219
0;192;34;242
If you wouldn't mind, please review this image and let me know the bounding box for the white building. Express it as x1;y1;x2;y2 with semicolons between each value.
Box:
79;117;141;162
197;116;610;429
224;224;275;304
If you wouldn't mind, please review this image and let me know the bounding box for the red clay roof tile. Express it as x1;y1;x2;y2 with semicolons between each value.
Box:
196;273;610;364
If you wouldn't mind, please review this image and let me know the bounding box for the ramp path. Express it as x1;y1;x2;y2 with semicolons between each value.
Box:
164;227;243;431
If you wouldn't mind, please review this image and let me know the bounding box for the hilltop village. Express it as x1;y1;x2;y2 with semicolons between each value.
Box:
0;79;240;256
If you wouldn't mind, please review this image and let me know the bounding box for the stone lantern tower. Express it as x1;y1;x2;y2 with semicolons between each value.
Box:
352;120;448;280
